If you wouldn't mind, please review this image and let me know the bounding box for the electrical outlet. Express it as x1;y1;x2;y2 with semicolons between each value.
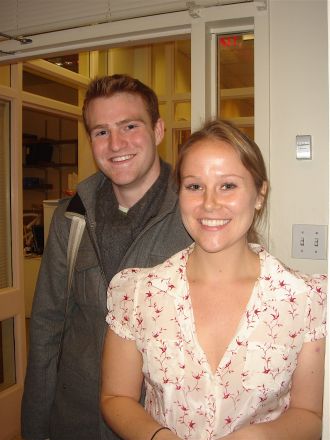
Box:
292;224;328;260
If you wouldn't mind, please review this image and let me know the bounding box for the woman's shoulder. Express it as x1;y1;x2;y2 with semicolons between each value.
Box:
251;244;327;294
111;245;193;287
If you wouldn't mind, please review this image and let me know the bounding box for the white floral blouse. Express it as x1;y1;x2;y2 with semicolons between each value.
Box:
106;244;327;439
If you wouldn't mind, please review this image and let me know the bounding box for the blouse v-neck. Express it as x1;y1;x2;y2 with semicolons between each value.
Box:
180;248;263;377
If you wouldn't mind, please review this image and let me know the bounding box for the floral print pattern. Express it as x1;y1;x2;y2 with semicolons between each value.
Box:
106;244;327;439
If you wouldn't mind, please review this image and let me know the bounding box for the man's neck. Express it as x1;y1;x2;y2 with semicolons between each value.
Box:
113;160;161;209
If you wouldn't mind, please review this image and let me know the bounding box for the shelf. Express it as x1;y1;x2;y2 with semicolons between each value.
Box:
23;185;53;190
23;137;78;145
23;162;77;168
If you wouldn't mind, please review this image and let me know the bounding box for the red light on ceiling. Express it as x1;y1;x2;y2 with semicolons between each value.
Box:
219;35;239;47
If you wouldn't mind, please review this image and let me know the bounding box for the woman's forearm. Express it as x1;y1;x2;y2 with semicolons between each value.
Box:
101;396;180;440
222;407;322;440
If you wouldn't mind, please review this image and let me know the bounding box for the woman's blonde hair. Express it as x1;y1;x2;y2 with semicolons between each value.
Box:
175;119;269;243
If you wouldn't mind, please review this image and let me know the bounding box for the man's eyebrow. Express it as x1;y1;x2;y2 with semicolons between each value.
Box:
116;118;146;126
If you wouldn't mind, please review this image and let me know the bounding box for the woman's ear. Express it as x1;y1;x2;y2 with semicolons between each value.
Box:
255;181;268;210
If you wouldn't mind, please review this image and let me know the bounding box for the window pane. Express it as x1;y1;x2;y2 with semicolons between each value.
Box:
218;33;254;137
152;44;166;95
174;40;191;94
0;318;16;392
174;101;191;123
0;66;10;86
23;71;78;105
45;54;79;73
0;99;12;289
22;109;78;255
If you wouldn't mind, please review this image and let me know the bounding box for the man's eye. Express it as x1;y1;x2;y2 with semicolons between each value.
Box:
125;123;138;131
91;129;108;138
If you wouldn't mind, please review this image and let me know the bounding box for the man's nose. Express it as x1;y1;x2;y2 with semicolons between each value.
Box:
109;130;126;151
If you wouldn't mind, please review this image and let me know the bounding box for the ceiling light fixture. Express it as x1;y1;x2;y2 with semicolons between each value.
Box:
0;32;32;45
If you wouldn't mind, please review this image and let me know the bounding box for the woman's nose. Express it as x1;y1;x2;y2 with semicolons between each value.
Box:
203;189;221;211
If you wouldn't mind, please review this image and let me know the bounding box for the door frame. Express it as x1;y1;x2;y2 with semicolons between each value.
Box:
0;65;25;439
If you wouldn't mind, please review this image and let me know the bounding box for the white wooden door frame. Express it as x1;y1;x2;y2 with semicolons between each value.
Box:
0;64;25;440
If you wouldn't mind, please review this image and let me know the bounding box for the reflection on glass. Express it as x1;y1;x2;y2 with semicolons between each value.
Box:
174;40;191;95
98;50;108;76
218;33;254;138
0;99;12;289
0;317;16;392
174;102;191;123
173;128;191;163
22;108;78;230
23;71;78;105
221;98;254;119
45;54;79;72
0;66;10;87
108;47;136;78
152;44;166;96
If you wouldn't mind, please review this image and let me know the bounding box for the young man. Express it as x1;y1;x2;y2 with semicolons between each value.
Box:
21;74;192;440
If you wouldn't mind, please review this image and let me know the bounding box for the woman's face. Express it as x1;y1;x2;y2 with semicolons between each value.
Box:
179;138;265;255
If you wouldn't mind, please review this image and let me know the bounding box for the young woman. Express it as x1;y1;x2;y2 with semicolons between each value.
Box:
101;120;327;440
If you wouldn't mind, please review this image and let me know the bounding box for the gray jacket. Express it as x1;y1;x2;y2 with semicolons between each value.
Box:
21;168;192;440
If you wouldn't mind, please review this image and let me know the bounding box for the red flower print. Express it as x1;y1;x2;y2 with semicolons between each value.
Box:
271;311;279;320
225;416;232;424
188;420;196;429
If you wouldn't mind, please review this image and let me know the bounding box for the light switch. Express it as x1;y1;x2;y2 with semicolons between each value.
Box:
292;224;328;259
296;135;312;160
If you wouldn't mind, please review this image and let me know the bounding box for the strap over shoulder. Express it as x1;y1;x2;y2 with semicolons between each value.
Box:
57;193;86;371
65;192;86;219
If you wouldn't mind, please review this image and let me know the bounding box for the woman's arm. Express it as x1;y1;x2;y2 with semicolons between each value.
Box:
101;328;180;440
222;338;325;440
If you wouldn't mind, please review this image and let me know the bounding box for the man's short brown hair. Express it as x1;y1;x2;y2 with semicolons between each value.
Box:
82;74;160;133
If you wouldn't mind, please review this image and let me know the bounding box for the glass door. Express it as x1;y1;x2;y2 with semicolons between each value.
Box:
0;94;26;439
217;32;254;138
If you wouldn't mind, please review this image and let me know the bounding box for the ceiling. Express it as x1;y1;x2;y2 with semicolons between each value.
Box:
0;0;253;38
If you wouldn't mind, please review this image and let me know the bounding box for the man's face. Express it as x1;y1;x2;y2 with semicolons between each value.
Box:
86;92;164;204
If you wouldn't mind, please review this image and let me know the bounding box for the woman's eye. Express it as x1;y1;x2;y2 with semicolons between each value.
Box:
222;183;236;190
185;183;202;191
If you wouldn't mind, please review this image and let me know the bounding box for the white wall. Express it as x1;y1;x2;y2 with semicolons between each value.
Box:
268;0;328;274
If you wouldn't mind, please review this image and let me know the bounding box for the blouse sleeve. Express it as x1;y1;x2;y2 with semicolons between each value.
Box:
304;273;327;342
106;268;142;340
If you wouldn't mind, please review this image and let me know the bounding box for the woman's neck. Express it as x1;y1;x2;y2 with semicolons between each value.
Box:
187;242;260;284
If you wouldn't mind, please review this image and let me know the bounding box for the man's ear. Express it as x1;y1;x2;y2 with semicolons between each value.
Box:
154;118;165;146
